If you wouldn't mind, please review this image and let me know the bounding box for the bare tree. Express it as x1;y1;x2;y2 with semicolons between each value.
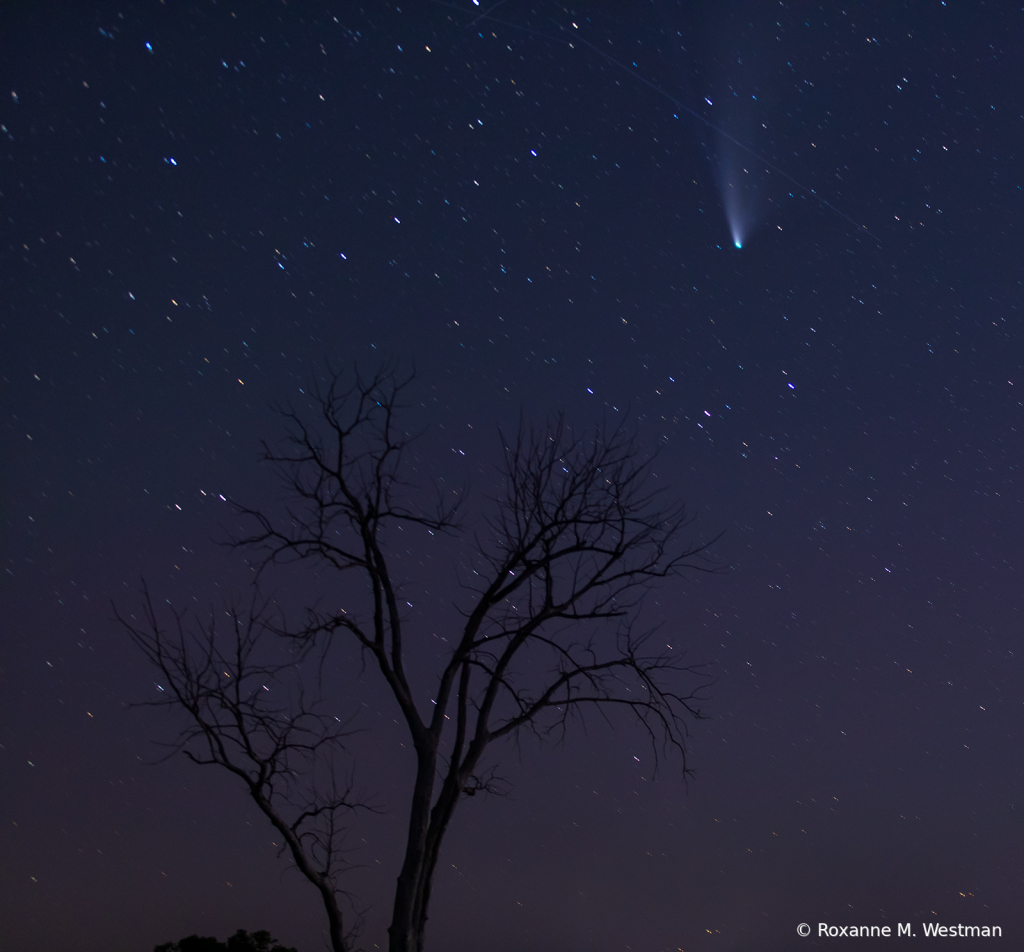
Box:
118;590;369;952
125;366;719;952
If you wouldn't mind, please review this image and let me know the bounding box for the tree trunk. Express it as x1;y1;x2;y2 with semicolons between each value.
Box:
321;879;348;952
388;745;438;952
388;746;468;952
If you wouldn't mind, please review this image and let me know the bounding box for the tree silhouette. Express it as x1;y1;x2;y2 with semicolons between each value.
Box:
123;367;719;952
124;584;369;952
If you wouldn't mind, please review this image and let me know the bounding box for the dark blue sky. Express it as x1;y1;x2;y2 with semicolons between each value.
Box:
3;2;1022;950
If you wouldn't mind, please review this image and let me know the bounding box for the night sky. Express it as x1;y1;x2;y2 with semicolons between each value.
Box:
3;2;1023;950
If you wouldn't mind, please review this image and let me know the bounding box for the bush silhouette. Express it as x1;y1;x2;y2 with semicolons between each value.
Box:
154;929;296;952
